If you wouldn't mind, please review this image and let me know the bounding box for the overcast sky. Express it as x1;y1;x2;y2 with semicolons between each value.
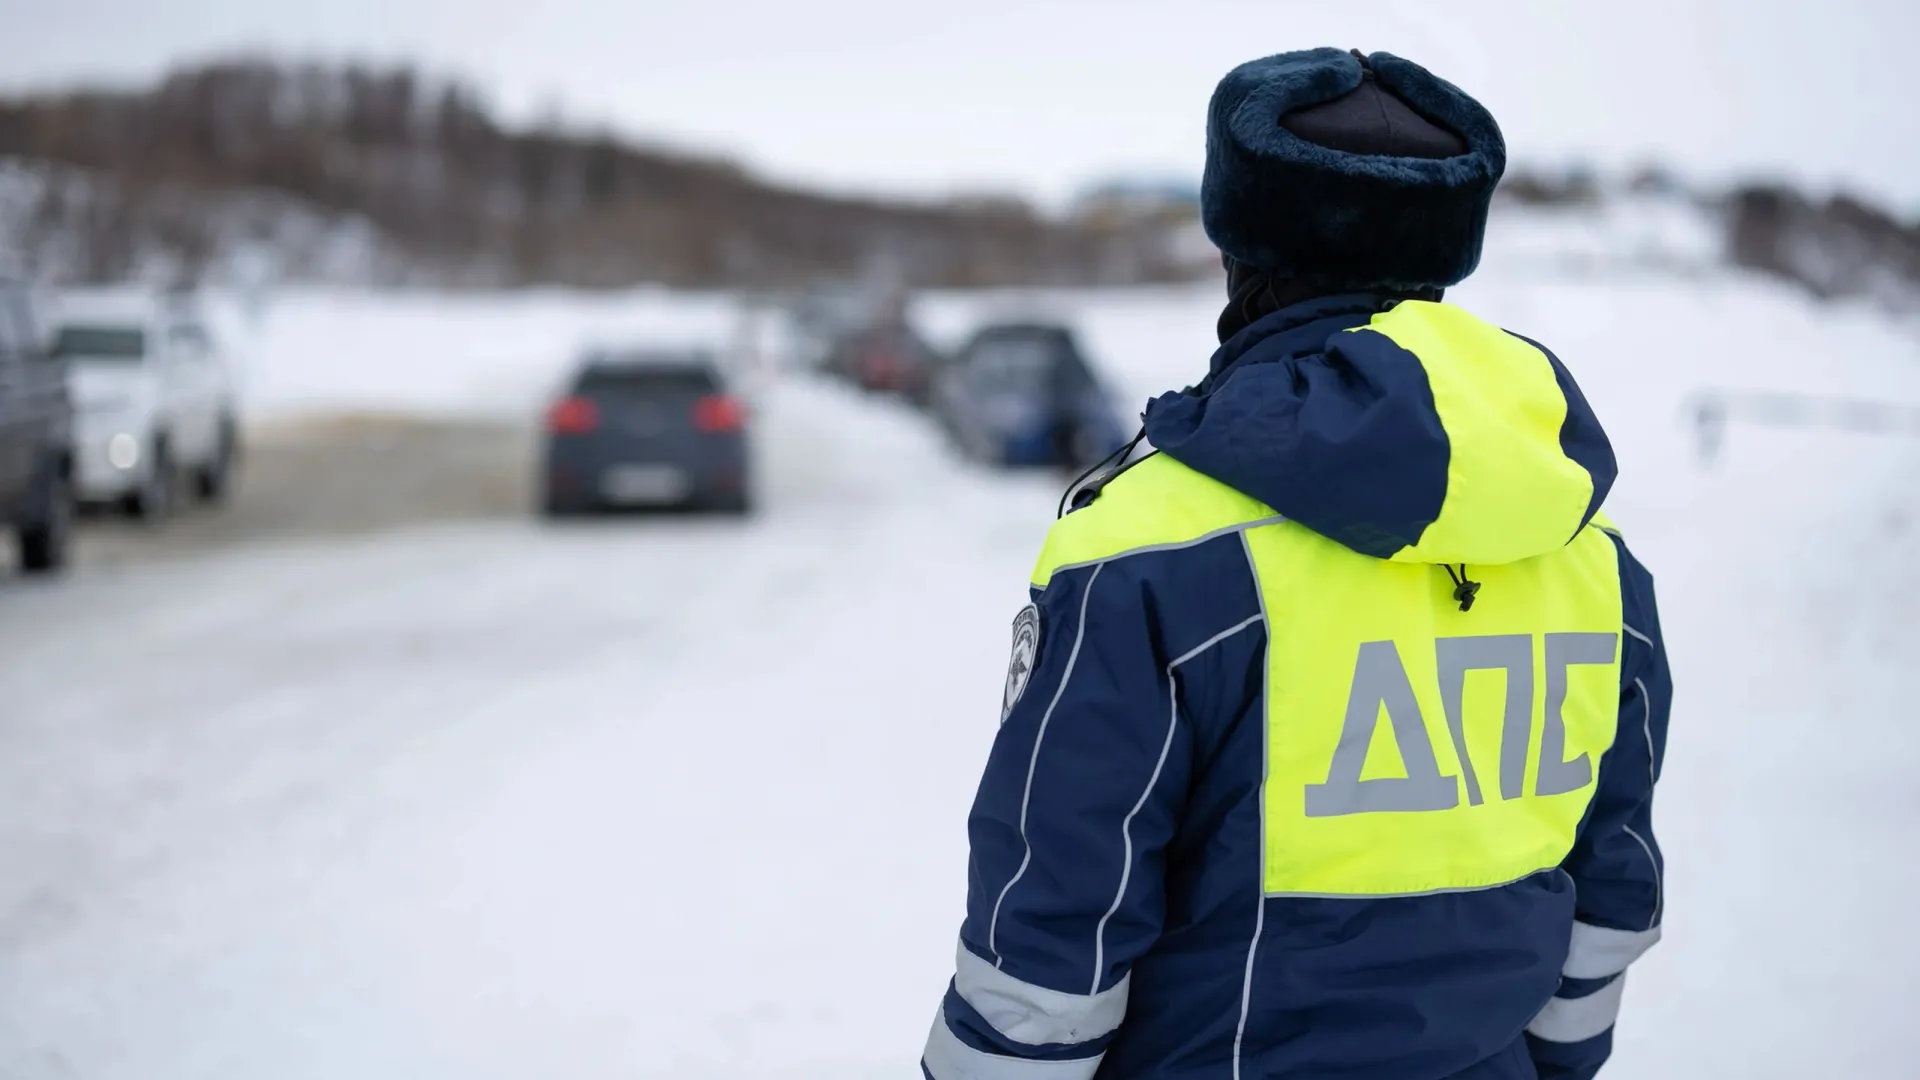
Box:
3;0;1915;210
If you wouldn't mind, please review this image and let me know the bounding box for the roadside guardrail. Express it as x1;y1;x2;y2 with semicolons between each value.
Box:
1687;388;1920;463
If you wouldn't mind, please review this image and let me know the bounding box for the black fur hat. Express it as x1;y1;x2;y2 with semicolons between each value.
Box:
1202;48;1506;291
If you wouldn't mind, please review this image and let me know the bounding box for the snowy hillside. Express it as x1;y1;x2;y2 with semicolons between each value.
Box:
0;250;1916;1078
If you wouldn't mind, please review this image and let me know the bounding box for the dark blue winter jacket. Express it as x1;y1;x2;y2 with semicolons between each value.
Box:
923;294;1670;1080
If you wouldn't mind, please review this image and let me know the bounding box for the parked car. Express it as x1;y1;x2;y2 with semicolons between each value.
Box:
51;290;239;520
822;318;943;404
540;350;752;517
931;322;1131;470
0;276;74;573
785;285;880;374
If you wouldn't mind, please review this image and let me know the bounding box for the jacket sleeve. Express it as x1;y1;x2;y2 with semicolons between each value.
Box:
1528;534;1672;1080
923;560;1190;1080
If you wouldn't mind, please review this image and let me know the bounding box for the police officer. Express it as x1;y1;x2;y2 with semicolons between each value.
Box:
923;48;1670;1080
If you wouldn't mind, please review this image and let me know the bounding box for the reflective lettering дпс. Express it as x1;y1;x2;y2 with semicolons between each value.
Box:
1309;632;1619;817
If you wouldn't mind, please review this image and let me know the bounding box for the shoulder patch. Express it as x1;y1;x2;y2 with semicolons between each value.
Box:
1002;604;1042;723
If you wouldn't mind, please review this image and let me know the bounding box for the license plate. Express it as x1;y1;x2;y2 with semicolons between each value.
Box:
599;464;690;504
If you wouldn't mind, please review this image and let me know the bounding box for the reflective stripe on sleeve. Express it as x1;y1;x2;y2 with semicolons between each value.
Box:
1564;921;1660;979
955;941;1129;1046
1526;975;1627;1044
923;1007;1105;1080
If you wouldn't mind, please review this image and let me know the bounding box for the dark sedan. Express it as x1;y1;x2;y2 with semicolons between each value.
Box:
930;323;1130;471
0;274;73;573
540;352;751;517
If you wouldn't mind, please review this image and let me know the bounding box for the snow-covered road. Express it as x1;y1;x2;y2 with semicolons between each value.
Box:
0;378;1058;1079
2;276;1917;1078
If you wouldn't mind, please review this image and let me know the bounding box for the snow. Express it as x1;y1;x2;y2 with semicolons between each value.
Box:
0;374;1049;1079
225;287;749;421
1479;192;1728;278
0;158;408;291
2;243;1918;1078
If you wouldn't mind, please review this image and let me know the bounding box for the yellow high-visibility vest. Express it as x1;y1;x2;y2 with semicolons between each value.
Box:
1031;302;1623;898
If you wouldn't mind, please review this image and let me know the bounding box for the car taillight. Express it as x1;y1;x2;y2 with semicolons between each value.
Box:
693;394;746;433
547;396;599;434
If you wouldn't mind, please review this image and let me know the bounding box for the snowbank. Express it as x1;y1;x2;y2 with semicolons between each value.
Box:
220;286;745;422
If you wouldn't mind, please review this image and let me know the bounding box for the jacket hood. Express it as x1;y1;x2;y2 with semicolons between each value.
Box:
1144;294;1615;567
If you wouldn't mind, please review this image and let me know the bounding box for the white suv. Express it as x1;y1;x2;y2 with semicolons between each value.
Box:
51;290;239;519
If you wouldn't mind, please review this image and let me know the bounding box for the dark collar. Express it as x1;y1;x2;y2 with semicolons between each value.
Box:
1206;292;1414;386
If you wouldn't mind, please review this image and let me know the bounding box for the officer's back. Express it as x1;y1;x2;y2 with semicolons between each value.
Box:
923;48;1670;1080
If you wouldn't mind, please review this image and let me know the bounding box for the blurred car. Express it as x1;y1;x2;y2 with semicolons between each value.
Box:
0;275;74;573
931;322;1131;470
52;290;240;520
822;319;943;404
785;285;878;374
541;350;752;517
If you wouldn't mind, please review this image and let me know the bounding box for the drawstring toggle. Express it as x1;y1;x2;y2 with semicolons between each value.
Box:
1443;565;1481;612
